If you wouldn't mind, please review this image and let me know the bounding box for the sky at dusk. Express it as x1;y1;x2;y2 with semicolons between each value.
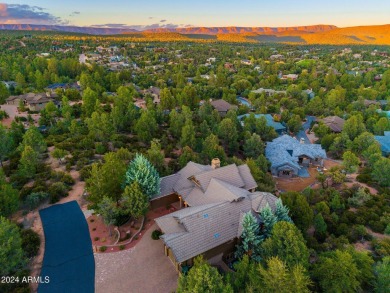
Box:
0;0;389;29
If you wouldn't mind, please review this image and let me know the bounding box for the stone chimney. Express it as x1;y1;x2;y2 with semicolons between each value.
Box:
211;158;221;169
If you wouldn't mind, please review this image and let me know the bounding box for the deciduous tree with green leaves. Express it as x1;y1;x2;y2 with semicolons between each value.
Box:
177;256;233;293
243;133;264;158
313;250;360;293
135;110;158;142
342;150;360;174
261;221;309;268
122;182;149;219
0;217;26;275
86;149;131;206
250;257;312;293
0;169;19;217
374;256;390;293
17;126;46;154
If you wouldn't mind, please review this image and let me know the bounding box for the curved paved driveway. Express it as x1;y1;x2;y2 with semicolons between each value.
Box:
95;224;178;293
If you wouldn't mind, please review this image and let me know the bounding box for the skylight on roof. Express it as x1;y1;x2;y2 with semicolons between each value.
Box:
214;233;220;239
203;214;209;218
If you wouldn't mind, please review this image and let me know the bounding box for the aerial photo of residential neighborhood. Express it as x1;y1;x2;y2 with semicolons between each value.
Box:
0;1;390;293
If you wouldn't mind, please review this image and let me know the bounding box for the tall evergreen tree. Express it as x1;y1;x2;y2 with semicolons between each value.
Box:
236;212;262;261
125;154;160;199
274;199;293;223
259;204;278;239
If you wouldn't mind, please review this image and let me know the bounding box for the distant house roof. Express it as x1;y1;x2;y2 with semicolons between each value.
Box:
375;132;390;155
210;99;236;113
364;99;380;107
237;113;286;132
6;92;56;105
377;109;390;118
320;116;345;133
251;88;287;95
265;135;327;170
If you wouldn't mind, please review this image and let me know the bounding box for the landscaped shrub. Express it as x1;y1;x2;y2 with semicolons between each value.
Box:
348;188;371;207
95;142;107;154
356;173;372;184
119;245;125;250
151;229;163;240
48;182;69;203
368;220;385;233
79;165;92;181
25;192;49;210
94;237;99;241
99;246;107;252
76;157;89;170
21;229;40;258
50;171;75;186
0;110;9;120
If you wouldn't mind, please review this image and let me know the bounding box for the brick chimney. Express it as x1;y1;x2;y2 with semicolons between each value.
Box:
211;158;221;169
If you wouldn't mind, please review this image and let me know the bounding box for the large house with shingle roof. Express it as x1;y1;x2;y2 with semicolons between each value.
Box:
266;135;327;177
154;159;278;272
6;92;59;111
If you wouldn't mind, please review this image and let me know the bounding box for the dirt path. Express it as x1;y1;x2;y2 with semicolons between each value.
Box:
95;223;178;293
348;173;378;194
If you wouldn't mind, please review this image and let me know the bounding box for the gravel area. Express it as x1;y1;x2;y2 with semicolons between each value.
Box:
95;223;178;293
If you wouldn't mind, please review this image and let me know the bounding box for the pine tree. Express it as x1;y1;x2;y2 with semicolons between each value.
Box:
236;212;262;262
259;204;278;239
125;154;161;199
274;199;293;223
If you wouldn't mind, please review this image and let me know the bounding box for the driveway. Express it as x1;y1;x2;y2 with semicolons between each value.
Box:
296;116;316;144
95;223;178;293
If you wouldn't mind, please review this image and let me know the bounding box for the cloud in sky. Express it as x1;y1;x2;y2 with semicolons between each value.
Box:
69;11;80;17
0;3;69;25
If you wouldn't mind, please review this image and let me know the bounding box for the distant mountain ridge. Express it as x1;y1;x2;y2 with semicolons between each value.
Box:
144;25;338;35
0;24;337;35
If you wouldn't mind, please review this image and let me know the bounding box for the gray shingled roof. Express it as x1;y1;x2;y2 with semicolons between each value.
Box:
249;192;278;212
238;164;258;190
210;99;236;112
320;116;345;133
154;174;181;199
193;164;245;192
265;135;326;170
156;200;251;263
154;162;257;201
173;162;212;192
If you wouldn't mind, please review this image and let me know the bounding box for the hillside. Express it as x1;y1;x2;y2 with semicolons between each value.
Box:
1;23;390;45
143;25;337;35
